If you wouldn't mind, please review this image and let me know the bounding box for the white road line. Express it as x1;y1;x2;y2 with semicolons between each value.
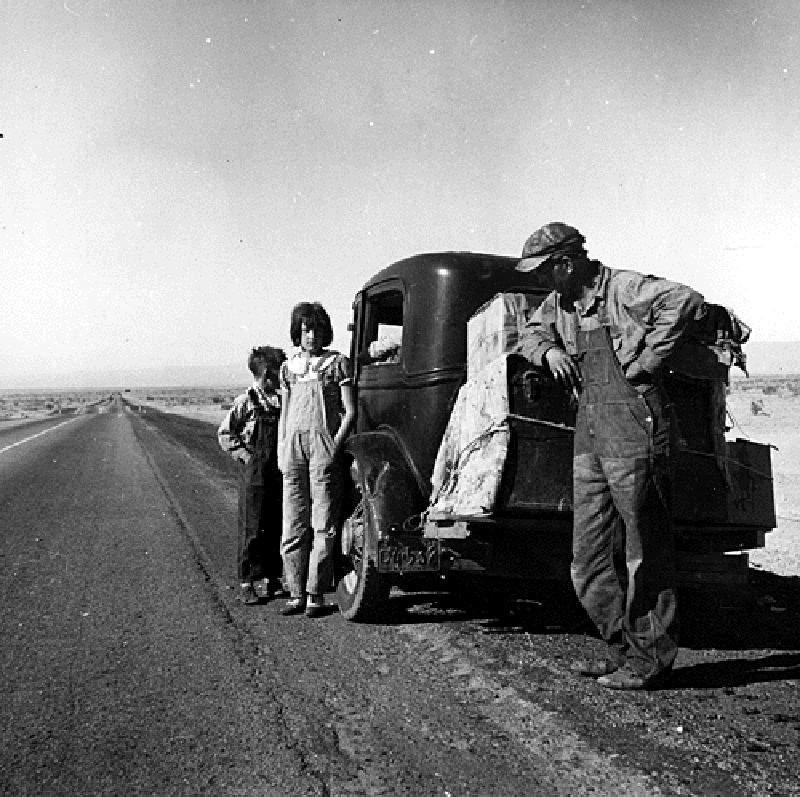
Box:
0;418;79;455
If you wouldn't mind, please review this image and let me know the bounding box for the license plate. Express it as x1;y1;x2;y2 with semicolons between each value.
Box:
377;538;440;573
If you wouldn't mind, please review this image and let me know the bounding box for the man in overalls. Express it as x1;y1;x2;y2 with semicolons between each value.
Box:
516;223;704;690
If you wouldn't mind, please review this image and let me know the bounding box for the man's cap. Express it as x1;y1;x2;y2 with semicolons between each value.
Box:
516;222;585;272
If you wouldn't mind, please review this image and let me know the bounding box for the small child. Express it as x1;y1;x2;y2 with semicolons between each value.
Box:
218;346;287;604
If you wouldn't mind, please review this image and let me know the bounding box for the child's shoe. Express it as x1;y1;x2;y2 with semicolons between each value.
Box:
254;578;284;599
239;582;260;605
280;596;306;616
266;579;288;599
305;594;325;618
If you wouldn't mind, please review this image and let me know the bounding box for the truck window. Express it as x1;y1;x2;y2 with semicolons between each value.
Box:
362;289;403;365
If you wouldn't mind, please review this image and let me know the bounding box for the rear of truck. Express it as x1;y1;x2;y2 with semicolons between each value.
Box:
337;253;775;620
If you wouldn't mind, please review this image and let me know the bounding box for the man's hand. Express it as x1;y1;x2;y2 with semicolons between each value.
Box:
544;347;582;395
624;360;653;388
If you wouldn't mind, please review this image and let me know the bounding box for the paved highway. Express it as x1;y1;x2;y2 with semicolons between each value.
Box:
0;402;314;795
3;397;634;796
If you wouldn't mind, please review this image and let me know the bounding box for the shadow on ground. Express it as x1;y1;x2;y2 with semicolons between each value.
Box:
384;570;800;651
383;573;800;689
668;652;800;690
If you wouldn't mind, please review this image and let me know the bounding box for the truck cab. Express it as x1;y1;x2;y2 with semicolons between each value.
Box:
335;252;775;621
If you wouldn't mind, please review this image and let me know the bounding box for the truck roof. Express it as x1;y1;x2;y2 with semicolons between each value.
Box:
361;251;553;295
353;251;554;383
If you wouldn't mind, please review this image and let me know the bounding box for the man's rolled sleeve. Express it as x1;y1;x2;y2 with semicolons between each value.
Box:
628;277;704;376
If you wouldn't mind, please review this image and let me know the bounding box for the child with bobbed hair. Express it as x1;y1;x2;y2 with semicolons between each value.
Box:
218;345;287;604
278;302;356;617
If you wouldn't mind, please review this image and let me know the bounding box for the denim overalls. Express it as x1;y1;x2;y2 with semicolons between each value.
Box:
280;352;346;598
571;314;679;679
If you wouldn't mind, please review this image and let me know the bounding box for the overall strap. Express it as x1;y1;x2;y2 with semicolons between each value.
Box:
311;352;338;374
596;299;610;329
248;387;279;417
247;387;266;417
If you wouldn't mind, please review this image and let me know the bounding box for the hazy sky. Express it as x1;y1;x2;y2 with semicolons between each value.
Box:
1;0;798;384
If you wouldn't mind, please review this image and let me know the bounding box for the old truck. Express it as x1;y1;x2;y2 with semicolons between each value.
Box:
335;252;775;621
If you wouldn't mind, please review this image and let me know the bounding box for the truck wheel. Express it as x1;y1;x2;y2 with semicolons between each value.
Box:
336;499;391;621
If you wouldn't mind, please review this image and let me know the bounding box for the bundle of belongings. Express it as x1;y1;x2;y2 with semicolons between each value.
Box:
429;353;518;518
428;291;750;519
429;292;540;519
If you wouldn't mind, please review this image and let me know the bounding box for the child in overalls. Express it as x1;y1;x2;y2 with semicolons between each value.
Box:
218;346;287;605
278;302;356;618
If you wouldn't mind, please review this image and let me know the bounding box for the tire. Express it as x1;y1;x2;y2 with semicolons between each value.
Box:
335;498;391;621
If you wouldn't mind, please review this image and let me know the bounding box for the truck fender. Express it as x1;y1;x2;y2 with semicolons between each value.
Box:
344;427;429;539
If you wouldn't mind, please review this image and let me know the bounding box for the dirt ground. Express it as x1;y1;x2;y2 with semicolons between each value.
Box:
129;384;800;796
10;380;796;795
404;385;800;796
726;389;800;578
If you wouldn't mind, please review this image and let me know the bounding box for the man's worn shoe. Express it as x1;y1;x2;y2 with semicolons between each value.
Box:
570;658;619;678
597;666;672;691
305;595;325;618
239;582;260;606
280;597;306;616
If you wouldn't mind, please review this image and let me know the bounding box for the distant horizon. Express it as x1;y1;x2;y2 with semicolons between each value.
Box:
2;339;800;391
4;375;800;394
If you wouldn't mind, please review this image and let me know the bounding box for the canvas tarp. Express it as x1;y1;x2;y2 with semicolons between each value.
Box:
428;355;513;519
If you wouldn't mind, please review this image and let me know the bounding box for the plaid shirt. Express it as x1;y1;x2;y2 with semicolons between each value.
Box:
217;383;281;464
